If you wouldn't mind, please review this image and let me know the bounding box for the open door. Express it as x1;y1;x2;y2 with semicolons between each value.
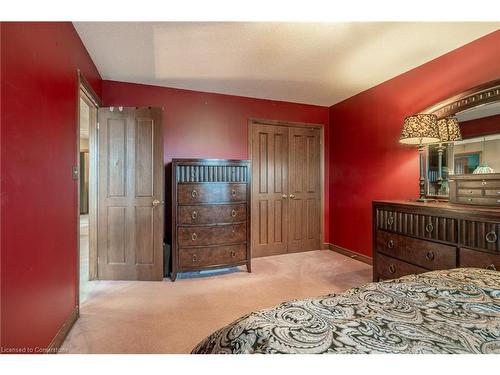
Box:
97;107;164;280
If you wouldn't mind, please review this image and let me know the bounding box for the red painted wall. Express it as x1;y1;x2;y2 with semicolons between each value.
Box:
460;114;500;139
329;30;500;257
1;22;101;351
101;80;331;240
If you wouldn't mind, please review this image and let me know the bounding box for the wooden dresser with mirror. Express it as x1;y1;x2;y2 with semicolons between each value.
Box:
374;79;500;281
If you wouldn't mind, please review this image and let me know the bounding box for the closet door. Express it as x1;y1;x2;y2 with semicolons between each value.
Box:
251;124;289;257
287;127;322;253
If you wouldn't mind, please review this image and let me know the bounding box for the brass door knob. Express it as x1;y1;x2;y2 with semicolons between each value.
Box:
282;194;288;199
289;194;296;199
152;199;161;207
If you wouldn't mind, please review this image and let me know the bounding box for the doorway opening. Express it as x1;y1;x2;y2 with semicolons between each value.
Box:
78;73;100;303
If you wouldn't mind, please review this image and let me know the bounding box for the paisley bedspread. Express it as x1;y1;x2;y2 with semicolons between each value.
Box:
192;268;500;354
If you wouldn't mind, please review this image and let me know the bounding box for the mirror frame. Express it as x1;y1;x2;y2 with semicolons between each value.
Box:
422;79;500;199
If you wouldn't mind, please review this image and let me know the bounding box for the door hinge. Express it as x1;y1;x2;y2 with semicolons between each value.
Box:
97;122;100;130
72;165;79;180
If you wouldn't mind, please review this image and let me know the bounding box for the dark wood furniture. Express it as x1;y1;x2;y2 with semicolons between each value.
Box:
373;200;500;281
449;173;500;207
170;159;251;281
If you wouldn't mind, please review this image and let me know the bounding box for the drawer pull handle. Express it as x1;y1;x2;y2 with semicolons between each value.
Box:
468;198;473;202
191;211;198;220
231;189;237;197
497;191;500;195
426;251;435;261
388;264;396;274
387;216;394;226
230;251;236;258
191;189;198;198
387;240;395;249
192;254;199;263
425;223;434;233
481;181;487;186
231;209;237;218
485;231;498;244
487;264;497;271
191;233;198;241
468;191;473;195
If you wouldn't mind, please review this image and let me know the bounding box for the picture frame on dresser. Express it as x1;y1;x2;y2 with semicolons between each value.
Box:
169;159;251;281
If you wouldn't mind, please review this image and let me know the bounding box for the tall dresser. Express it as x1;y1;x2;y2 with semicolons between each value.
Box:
373;200;500;281
170;159;251;281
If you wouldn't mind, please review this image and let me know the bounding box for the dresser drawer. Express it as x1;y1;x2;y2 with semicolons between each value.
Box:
485;189;500;198
459;248;500;271
457;189;482;197
376;253;427;280
178;204;247;225
178;223;247;247
178;183;247;204
458;180;500;189
456;197;500;206
179;244;247;270
459;220;500;252
375;208;457;244
376;230;456;270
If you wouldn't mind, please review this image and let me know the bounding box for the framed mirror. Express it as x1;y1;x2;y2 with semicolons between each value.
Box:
423;79;500;199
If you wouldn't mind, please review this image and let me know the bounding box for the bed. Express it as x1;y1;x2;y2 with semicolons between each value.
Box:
192;268;500;354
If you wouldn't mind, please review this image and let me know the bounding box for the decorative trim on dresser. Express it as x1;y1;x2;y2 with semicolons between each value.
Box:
373;200;500;281
170;159;251;281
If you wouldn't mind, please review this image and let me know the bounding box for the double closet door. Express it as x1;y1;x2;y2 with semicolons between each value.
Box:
251;122;322;258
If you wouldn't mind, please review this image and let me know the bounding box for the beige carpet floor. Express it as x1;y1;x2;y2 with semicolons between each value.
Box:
63;250;372;354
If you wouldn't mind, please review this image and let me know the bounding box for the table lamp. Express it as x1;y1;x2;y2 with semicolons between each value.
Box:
400;114;440;202
436;117;462;186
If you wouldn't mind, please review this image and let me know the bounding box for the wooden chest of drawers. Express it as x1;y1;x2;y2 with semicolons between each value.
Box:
449;174;500;207
170;159;251;281
373;200;500;281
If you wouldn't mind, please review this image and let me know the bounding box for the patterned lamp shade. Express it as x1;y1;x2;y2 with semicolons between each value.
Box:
400;114;440;145
473;163;495;174
437;117;462;143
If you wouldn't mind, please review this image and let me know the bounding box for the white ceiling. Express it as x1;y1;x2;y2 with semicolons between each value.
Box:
74;22;499;106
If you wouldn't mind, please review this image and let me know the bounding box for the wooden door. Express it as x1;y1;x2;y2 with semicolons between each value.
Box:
250;122;322;257
287;127;321;253
97;107;164;280
251;124;289;257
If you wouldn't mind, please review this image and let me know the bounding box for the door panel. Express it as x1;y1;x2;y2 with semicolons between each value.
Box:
97;107;164;280
251;124;289;257
287;127;321;253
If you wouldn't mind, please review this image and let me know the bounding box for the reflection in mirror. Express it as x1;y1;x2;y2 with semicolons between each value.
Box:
451;134;500;175
426;100;500;197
